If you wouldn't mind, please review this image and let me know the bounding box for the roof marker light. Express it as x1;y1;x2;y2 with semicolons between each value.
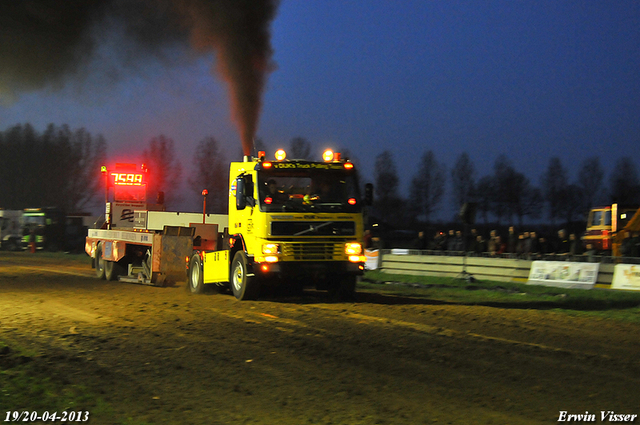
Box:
323;149;334;162
275;149;287;161
344;162;354;170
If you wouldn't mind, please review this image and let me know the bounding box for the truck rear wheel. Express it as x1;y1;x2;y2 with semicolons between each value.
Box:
95;244;106;280
231;252;260;300
105;260;125;281
187;254;205;294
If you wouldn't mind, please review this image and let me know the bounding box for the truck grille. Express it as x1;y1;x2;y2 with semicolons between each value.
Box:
271;221;355;236
282;243;342;261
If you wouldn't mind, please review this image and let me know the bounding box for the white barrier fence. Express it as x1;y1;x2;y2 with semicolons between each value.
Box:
372;250;629;290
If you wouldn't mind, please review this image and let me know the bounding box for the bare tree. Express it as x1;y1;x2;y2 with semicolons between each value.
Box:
519;186;544;223
491;155;512;224
474;175;494;224
541;157;568;225
510;173;544;226
451;152;475;212
558;183;586;224
609;157;640;205
63;128;107;212
289;137;311;160
189;137;228;214
141;135;183;208
578;157;604;209
373;150;402;225
409;150;446;223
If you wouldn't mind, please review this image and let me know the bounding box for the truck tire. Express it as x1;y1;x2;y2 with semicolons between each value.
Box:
95;244;106;280
329;275;357;301
187;254;205;294
231;251;260;300
105;260;125;281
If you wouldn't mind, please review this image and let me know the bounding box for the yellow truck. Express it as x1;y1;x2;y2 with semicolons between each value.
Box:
187;149;368;300
612;207;640;257
583;204;638;254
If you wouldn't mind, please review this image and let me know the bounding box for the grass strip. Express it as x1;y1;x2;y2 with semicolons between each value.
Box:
360;270;640;322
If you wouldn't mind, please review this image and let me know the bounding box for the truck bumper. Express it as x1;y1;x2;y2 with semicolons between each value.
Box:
254;260;364;279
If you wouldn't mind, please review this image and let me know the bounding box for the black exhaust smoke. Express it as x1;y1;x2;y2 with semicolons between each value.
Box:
0;0;279;156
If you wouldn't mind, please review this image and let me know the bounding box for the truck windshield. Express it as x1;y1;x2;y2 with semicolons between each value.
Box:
258;169;361;212
23;215;45;226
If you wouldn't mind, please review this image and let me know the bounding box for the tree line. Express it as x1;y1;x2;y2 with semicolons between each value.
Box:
0;123;106;213
372;150;640;229
2;123;639;228
0;124;225;215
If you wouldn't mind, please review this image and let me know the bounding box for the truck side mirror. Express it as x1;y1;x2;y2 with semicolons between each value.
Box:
236;178;247;210
364;183;374;206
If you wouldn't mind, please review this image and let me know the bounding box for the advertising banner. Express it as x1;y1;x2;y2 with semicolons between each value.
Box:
527;261;599;289
611;264;640;291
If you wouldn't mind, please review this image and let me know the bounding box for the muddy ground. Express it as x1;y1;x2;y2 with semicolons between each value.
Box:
0;252;639;424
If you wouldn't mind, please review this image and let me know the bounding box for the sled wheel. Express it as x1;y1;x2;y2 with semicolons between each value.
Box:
187;254;205;294
95;244;106;280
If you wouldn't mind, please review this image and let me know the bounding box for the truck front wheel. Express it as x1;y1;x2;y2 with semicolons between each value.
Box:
231;252;260;300
329;275;357;301
187;254;205;294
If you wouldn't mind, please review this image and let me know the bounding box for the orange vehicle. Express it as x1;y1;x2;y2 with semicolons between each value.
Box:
583;204;638;254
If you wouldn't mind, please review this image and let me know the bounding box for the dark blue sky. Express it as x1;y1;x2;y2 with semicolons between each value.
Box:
1;0;639;213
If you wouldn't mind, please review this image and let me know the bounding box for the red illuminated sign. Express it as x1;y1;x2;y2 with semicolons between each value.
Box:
111;173;144;186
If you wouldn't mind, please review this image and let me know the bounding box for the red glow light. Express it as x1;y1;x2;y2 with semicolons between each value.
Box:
348;198;357;205
263;162;272;168
265;197;273;204
344;163;354;170
261;264;269;272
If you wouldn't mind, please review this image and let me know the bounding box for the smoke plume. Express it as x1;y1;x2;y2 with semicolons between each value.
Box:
0;0;279;156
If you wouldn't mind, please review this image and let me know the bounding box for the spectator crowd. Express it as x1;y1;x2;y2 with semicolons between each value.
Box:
407;226;640;259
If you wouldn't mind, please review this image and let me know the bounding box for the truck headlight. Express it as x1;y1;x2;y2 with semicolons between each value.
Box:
262;243;279;254
345;242;362;256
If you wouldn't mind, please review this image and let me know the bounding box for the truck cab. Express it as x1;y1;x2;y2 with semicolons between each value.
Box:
21;207;66;251
583;204;638;253
189;149;368;300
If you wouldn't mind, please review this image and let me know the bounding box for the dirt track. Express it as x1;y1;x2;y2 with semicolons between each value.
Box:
1;252;639;424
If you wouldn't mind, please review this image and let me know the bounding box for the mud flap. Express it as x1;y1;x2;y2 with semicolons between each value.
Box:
151;226;195;286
